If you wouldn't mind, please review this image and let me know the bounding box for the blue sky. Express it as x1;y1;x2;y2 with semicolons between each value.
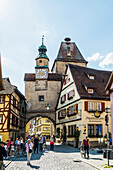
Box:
0;0;113;94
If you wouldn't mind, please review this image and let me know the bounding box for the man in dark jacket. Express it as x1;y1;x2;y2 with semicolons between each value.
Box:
0;142;7;170
34;135;39;154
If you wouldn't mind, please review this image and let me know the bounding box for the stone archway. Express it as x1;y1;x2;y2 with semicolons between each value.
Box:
26;111;56;125
25;111;56;137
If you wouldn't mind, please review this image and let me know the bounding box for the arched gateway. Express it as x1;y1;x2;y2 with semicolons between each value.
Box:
26;112;56;125
24;37;62;131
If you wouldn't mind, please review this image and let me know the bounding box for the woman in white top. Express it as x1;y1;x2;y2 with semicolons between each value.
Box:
25;139;33;165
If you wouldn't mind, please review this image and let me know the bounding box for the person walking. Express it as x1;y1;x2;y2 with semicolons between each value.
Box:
8;138;11;156
43;135;46;150
10;142;15;157
0;142;7;170
82;136;90;159
25;139;33;165
15;138;19;155
50;136;54;151
22;141;26;155
20;137;23;151
39;136;43;152
34;135;39;154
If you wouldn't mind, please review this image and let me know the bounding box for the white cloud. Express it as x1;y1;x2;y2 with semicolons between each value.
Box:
87;53;104;61
99;52;113;68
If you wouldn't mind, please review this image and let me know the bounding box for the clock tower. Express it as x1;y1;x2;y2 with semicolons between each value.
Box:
35;36;49;90
35;36;49;79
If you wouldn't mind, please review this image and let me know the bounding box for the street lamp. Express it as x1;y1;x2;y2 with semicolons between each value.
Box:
46;104;50;110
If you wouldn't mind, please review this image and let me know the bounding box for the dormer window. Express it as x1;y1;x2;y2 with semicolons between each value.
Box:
88;75;95;80
88;89;94;94
67;47;71;56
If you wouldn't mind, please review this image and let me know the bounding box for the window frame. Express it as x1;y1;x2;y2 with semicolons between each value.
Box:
39;95;44;102
0;115;3;124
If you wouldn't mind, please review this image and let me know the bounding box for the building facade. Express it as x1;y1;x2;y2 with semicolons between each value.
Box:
0;78;26;142
56;64;111;147
35;117;54;139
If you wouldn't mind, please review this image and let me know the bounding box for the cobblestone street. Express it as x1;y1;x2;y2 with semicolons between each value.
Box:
5;144;97;170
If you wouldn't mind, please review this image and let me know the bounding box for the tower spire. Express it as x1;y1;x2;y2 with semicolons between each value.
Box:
42;35;44;45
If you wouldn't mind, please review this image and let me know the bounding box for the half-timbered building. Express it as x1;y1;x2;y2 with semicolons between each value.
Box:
0;78;26;142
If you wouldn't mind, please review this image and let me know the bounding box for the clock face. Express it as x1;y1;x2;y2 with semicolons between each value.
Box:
36;69;48;79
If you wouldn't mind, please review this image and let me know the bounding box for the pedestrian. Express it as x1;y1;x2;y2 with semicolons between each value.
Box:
22;141;26;155
82;136;90;159
27;135;31;139
0;142;7;170
110;137;112;146
15;138;19;155
20;137;23;150
11;142;15;157
53;135;56;143
25;139;33;165
25;137;28;144
4;144;8;159
8;138;11;156
34;135;39;154
39;136;43;152
50;136;54;151
43;135;46;150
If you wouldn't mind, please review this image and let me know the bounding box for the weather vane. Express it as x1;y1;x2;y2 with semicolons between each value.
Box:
42;35;44;45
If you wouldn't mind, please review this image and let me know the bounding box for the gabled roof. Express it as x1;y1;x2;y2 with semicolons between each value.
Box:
69;64;111;100
105;72;113;91
24;73;62;81
0;78;25;99
51;41;88;71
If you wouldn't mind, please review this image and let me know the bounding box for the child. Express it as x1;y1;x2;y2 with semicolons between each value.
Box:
11;142;15;157
50;136;54;151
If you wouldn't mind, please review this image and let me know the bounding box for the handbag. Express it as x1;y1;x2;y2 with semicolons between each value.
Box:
29;149;32;153
28;144;32;153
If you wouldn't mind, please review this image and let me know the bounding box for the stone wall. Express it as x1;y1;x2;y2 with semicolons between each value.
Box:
25;79;61;122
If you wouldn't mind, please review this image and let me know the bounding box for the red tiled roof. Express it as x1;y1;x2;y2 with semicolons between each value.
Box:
69;64;111;100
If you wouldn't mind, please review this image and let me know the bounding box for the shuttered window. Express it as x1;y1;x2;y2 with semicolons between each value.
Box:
85;101;105;112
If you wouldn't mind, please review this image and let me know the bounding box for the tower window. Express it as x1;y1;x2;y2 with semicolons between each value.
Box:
39;60;42;63
39;95;44;101
67;47;71;56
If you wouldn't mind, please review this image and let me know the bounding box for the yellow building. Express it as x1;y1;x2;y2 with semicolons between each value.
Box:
35;117;54;139
0;58;26;142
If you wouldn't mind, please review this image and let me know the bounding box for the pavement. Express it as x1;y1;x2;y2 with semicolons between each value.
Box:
3;143;113;170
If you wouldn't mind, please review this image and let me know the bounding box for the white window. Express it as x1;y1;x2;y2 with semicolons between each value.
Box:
67;47;71;56
0;115;2;123
88;89;94;94
69;90;73;98
88;102;101;111
43;127;48;131
89;75;94;80
0;96;4;103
